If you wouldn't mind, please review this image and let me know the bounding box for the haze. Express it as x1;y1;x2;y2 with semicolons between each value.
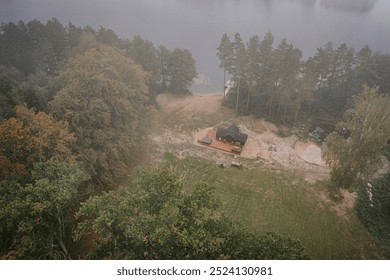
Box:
1;0;389;91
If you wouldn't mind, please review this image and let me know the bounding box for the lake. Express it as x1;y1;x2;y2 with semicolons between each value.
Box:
1;0;389;92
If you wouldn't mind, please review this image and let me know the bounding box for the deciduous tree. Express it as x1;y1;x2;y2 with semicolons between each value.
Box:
0;105;75;179
74;164;306;260
166;48;198;93
49;45;150;187
0;160;88;259
323;85;390;191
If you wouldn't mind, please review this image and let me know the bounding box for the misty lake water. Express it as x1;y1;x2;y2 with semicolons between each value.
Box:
2;0;390;92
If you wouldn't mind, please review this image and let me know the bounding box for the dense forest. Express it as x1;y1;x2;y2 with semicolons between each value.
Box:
0;19;304;259
217;32;390;190
217;32;390;126
1;19;390;259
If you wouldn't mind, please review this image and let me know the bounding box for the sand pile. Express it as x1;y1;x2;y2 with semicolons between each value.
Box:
296;142;325;166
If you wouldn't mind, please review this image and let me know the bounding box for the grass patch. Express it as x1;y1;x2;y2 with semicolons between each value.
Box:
165;154;386;259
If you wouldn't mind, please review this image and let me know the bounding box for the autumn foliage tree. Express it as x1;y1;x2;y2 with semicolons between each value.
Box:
0;105;75;179
49;45;151;188
0;106;83;259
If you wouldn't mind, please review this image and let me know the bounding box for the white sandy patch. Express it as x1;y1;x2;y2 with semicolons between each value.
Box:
300;144;323;165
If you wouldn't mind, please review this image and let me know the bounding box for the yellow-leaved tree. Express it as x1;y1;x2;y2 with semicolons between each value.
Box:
0;105;75;178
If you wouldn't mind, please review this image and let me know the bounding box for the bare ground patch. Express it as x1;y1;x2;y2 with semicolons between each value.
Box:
152;92;330;182
309;187;358;221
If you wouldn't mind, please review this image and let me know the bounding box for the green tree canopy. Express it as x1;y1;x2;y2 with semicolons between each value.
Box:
217;33;233;90
75;164;306;260
0;21;34;75
121;36;161;97
0;160;88;259
95;26;120;46
166;48;198;93
323;85;390;191
356;173;390;256
49;45;151;188
217;33;233;72
0;65;25;120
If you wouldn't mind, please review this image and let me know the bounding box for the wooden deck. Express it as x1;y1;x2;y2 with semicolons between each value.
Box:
198;129;242;155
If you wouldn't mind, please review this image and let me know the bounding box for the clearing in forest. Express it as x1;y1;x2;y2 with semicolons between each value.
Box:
149;92;386;259
153;92;329;182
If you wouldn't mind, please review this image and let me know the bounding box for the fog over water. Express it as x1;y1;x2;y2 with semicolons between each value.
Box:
1;0;389;92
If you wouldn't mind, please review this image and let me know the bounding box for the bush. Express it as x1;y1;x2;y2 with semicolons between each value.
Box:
356;174;390;257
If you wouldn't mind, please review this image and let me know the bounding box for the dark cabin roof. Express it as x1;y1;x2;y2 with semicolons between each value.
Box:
216;125;248;145
228;124;239;134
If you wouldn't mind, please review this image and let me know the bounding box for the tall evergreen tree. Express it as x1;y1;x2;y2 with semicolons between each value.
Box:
217;33;233;95
232;33;247;113
246;35;261;111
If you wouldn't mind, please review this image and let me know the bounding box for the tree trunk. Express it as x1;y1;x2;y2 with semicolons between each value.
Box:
283;102;288;123
246;82;252;112
268;84;276;117
294;103;301;127
223;68;226;101
235;78;240;113
277;88;283;116
56;207;69;259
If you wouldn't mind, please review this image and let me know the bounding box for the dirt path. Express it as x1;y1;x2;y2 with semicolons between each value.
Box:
156;92;224;115
151;92;330;183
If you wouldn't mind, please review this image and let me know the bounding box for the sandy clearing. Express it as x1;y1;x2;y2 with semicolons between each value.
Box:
153;92;330;182
156;92;224;115
241;135;270;160
301;144;325;166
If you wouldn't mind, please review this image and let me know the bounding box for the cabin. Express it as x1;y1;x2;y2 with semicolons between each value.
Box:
216;124;248;146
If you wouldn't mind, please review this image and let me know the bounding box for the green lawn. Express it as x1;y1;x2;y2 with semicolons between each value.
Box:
165;154;385;259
